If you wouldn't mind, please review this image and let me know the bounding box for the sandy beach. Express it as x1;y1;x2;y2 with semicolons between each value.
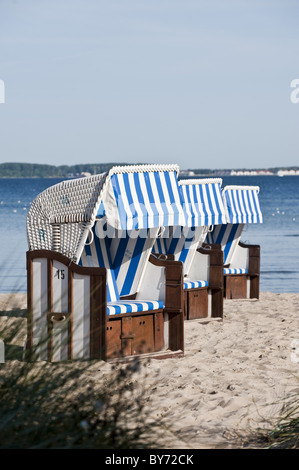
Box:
0;291;298;449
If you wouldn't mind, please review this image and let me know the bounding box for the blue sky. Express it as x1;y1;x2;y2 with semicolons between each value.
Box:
0;0;299;170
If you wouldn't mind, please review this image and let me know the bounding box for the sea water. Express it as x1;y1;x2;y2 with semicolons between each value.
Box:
0;177;64;293
221;175;299;293
0;175;298;294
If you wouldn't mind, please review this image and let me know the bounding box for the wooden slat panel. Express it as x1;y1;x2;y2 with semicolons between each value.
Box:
121;316;133;356
225;275;247;299
73;273;90;359
154;312;164;351
47;258;53;361
106;319;122;359
68;269;73;360
132;315;154;355
52;260;69;362
26;255;33;359
90;275;106;360
183;291;188;320
32;257;48;361
187;288;208;319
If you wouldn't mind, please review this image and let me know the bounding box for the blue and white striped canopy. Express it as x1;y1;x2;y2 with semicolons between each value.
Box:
179;178;227;227
100;165;186;230
223;186;263;224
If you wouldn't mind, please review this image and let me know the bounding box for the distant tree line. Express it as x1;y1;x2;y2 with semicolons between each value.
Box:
1;162;298;178
0;162;130;178
0;163;229;178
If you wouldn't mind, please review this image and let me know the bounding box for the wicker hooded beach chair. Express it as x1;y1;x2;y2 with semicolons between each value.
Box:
26;164;186;362
152;178;227;320
206;185;263;299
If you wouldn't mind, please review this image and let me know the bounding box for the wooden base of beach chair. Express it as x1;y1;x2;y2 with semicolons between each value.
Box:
224;243;260;300
184;287;208;320
26;250;184;362
226;242;260;300
224;273;260;300
183;287;224;321
224;274;247;299
105;255;185;360
106;310;164;359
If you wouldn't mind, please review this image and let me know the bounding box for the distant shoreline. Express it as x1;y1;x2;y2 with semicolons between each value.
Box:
0;176;64;179
1;162;299;179
1;173;299;179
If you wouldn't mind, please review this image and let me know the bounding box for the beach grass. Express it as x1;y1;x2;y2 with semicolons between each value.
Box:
251;394;299;449
0;359;163;449
0;295;168;449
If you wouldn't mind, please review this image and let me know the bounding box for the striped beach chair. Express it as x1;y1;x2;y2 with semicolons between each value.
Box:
153;178;227;320
26;164;185;361
206;185;263;299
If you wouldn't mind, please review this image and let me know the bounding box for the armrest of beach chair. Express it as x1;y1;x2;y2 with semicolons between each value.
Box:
149;254;184;313
149;254;184;352
238;242;260;276
136;254;183;310
202;242;222;251
238;241;260;299
194;243;224;319
198;243;224;290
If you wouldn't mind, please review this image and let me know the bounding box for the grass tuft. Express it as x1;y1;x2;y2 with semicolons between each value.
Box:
0;294;167;449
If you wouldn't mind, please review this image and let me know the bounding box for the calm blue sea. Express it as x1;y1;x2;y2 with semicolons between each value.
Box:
0;175;298;294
